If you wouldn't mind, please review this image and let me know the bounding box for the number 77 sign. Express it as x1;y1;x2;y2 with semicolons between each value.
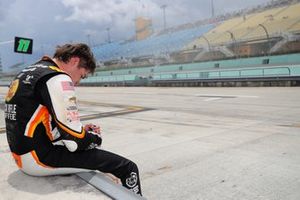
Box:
14;36;33;54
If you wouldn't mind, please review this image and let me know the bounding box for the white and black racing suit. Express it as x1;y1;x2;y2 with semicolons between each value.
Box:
4;56;142;195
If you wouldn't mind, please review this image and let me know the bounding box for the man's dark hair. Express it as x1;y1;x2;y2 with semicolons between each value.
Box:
53;43;96;73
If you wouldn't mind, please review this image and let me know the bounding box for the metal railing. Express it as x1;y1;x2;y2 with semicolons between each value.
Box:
152;66;291;81
80;65;300;84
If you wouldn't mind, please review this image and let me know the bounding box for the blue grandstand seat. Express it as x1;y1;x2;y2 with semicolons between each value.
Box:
92;24;215;62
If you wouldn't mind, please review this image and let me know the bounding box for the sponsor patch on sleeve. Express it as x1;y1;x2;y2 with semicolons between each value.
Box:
61;81;74;91
5;79;19;102
65;96;80;123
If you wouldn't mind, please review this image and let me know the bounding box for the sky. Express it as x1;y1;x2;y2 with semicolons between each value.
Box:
0;0;271;71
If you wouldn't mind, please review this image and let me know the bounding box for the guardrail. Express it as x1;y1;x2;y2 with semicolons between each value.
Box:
152;66;292;81
81;65;299;84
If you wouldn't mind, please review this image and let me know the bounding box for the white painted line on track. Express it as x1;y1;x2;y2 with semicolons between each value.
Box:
203;98;222;101
195;94;259;98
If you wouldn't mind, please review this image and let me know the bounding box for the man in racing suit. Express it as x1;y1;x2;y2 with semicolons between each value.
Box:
4;43;142;195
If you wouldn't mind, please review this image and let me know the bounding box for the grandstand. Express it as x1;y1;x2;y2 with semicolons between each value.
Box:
185;3;300;57
93;24;215;62
186;2;300;54
78;0;300;87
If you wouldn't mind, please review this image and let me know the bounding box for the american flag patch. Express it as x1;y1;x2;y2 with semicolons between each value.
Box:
61;81;74;91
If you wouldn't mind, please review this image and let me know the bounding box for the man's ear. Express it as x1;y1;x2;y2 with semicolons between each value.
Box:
70;57;80;66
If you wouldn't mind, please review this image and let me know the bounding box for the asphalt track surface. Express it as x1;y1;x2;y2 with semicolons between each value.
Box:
0;86;300;200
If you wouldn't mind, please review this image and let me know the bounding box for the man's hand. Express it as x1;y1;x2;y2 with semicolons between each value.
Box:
84;123;102;150
84;123;101;135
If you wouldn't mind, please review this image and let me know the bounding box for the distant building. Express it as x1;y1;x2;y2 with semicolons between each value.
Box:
135;16;153;41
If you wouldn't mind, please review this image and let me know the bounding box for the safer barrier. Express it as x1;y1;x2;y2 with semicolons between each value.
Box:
81;65;300;85
152;66;292;80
